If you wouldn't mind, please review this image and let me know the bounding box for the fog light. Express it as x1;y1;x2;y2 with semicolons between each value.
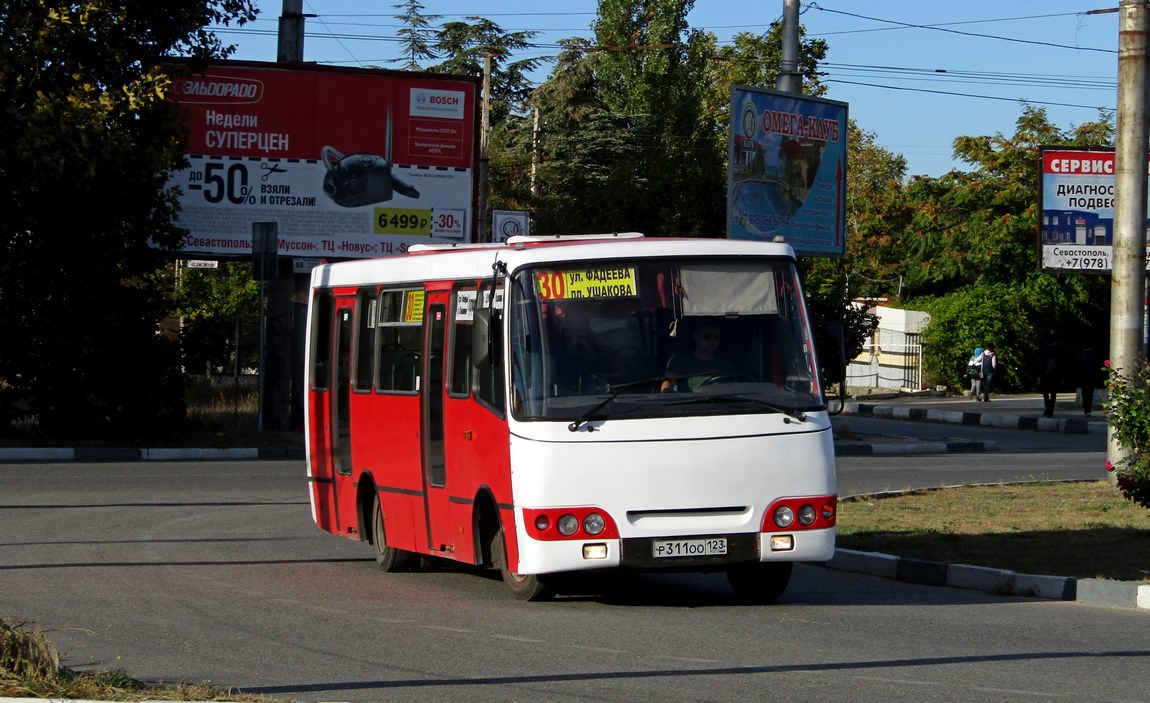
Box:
583;543;608;559
557;514;579;536
583;512;605;535
798;504;817;526
769;535;794;551
774;505;795;528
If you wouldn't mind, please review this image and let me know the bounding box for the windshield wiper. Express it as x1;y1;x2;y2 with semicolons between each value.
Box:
567;376;667;432
664;393;808;423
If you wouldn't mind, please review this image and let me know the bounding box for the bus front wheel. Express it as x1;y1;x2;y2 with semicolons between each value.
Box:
371;494;415;572
491;529;553;601
726;561;792;604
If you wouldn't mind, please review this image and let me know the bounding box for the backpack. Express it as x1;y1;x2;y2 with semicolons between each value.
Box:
981;352;996;375
964;361;981;381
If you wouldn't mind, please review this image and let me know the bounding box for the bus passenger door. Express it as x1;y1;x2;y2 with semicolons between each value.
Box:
422;296;453;553
328;298;357;533
307;289;337;533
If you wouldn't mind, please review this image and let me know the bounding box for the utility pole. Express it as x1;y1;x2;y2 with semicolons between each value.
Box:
267;0;307;432
477;54;492;242
277;0;305;63
531;107;541;198
1109;0;1149;476
776;0;801;94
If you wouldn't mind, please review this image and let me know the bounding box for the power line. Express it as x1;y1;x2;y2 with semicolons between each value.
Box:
822;63;1117;91
806;3;1116;54
825;78;1114;112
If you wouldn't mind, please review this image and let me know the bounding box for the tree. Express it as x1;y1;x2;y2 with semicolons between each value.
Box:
173;262;260;376
391;0;440;70
878;106;1114;390
0;0;256;437
428;17;541;123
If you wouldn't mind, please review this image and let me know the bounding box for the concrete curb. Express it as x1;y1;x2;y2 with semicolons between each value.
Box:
826;548;1150;607
843;401;1109;435
0;446;305;463
834;439;996;456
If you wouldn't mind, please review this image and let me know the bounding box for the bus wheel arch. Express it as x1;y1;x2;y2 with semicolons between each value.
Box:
369;488;416;573
489;527;553;601
473;488;554;601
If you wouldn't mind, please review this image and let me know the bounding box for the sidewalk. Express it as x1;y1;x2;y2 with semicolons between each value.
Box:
841;391;1108;435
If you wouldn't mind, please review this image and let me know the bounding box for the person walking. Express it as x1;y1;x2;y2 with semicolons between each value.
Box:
1078;344;1103;417
1039;341;1059;417
976;344;998;402
965;346;983;400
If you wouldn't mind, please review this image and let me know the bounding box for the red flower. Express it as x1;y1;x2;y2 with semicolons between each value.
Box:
1106;460;1114;472
1118;476;1133;489
1104;359;1111;367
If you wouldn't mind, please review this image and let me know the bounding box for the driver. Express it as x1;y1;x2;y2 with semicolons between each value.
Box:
660;323;736;392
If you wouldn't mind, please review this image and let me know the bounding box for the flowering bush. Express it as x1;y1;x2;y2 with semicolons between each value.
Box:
1104;359;1150;508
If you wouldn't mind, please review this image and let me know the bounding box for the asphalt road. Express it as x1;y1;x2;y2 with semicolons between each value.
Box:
838;414;1107;496
1;425;1145;703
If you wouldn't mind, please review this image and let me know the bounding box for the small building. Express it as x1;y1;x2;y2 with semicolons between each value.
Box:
847;304;931;393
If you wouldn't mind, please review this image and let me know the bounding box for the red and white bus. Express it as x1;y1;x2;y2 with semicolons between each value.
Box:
304;233;838;601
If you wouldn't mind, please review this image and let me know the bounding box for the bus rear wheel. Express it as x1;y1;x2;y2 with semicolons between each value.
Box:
372;494;415;572
491;529;553;601
726;561;792;604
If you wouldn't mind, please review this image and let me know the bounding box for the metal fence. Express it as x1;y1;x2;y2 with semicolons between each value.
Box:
184;373;259;432
846;331;924;393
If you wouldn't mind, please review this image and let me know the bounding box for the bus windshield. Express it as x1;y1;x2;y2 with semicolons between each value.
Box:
507;257;823;422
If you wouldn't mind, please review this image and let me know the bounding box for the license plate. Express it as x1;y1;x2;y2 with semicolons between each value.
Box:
653;537;728;558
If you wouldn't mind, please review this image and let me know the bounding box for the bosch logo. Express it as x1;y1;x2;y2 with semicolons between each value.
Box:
410;88;466;118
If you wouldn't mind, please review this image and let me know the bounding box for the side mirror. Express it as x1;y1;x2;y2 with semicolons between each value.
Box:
473;308;492;370
821;320;847;415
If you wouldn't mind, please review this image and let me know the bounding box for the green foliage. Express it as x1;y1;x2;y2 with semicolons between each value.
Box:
174;262;260;375
391;0;440;70
849;104;1115;390
428;17;541;122
918;274;1106;392
801;261;880;363
0;0;255;437
1105;362;1150;509
522;3;825;237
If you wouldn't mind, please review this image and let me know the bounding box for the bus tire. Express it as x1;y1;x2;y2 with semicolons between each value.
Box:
726;561;792;604
371;494;415;573
491;529;553;601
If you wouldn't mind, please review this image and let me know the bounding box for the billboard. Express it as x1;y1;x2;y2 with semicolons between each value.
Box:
167;61;479;259
727;85;848;257
1039;146;1150;273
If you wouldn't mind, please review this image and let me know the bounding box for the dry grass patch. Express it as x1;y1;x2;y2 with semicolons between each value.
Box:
0;618;286;702
837;480;1150;582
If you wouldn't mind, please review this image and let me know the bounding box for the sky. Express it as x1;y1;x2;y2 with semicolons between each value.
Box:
216;1;1120;178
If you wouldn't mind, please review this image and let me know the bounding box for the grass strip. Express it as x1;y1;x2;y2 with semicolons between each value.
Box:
837;480;1150;582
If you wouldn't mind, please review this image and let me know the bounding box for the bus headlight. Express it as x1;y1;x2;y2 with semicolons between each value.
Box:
557;514;579;536
797;504;817;526
773;506;795;528
583;512;605;535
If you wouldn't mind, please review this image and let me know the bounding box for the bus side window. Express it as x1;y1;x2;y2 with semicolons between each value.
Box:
352;287;377;392
448;289;472;398
375;289;421;393
309;288;334;390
